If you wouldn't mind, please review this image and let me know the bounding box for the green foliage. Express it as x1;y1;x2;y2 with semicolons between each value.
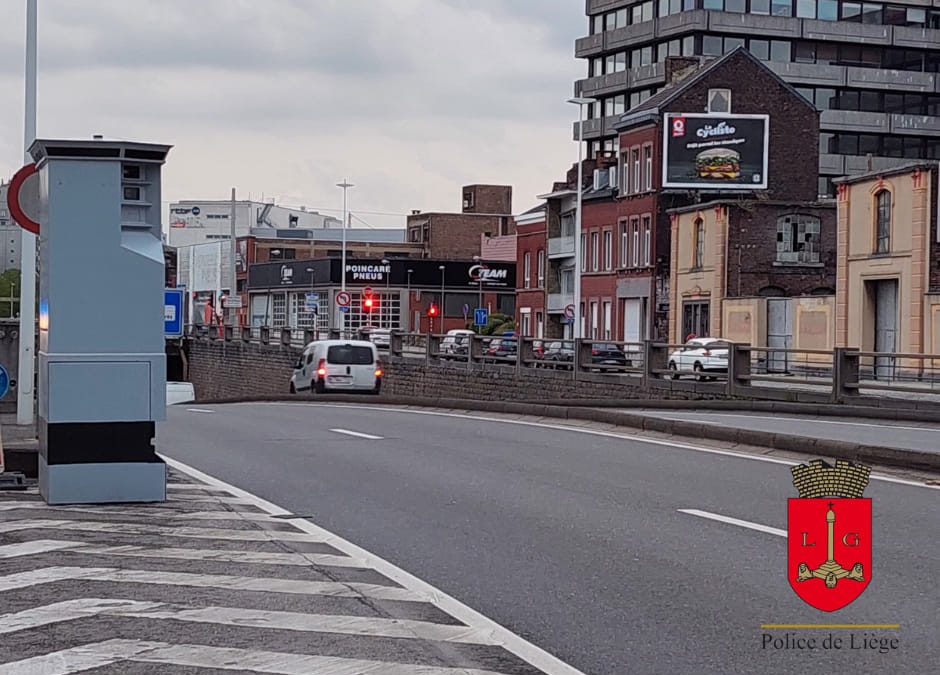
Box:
0;269;20;317
477;313;515;336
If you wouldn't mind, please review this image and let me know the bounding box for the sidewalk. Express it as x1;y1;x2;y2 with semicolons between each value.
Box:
0;467;548;674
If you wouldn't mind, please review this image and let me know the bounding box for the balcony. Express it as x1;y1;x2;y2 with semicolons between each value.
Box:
547;292;575;313
819;153;845;176
587;0;629;12
656;10;708;39
708;12;801;39
765;61;846;87
845;67;935;93
891;114;940;136
892;25;940;51
820;110;889;134
548;236;575;259
576;70;629;98
606;22;655;51
802;19;891;45
572;117;605;141
575;33;604;59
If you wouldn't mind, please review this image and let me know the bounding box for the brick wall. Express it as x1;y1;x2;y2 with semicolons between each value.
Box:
186;338;732;404
407;213;508;259
463;185;512;215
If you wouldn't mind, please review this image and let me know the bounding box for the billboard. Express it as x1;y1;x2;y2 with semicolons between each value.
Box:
662;113;769;190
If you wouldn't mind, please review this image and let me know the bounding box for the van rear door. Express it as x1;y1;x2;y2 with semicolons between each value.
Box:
326;343;376;389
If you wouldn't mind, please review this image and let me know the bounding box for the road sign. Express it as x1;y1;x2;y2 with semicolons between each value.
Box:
336;291;351;307
564;304;576;319
0;364;9;400
304;293;319;312
339;306;350;313
164;288;184;338
474;308;488;327
6;163;40;235
462;303;470;318
223;296;242;309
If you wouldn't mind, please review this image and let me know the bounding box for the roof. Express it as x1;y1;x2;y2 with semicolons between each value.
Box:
615;48;816;131
832;161;940;185
667;198;835;215
250;228;407;243
518;203;546;215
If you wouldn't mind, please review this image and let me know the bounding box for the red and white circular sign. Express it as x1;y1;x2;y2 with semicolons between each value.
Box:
335;291;351;307
6;163;40;235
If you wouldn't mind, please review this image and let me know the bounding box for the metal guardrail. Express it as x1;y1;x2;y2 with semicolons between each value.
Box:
182;326;940;404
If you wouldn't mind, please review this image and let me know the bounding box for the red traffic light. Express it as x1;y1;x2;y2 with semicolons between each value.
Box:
364;297;375;311
428;304;438;317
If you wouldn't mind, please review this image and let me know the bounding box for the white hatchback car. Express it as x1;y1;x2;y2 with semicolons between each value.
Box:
290;340;382;394
667;337;730;380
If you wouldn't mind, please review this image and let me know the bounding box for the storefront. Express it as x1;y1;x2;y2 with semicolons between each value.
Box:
247;257;516;334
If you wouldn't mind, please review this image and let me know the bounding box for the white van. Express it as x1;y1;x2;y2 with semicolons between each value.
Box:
440;329;475;359
290;340;382;395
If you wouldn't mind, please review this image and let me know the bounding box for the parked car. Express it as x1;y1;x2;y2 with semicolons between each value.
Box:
542;340;574;368
667;337;730;380
367;328;391;349
590;342;628;372
440;329;475;359
166;382;195;405
484;337;518;360
290;340;382;394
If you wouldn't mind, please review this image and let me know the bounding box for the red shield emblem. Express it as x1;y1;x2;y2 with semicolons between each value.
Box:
788;498;871;612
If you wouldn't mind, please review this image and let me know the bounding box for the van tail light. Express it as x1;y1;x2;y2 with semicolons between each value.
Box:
375;361;383;377
316;359;327;377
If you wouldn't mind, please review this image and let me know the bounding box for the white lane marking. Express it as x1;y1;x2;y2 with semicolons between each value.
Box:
0;540;84;559
68;543;368;569
652;411;940;433
166;483;230;492
0;518;327;543
0;639;161;675
0;598;496;645
162;455;586;675
272;403;940;491
186;408;215;414
0;639;512;675
330;428;384;440
0;503;277;522
168;493;259;504
0;566;424;602
678;509;786;538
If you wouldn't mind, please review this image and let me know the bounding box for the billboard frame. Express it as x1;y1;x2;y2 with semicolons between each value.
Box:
661;113;770;191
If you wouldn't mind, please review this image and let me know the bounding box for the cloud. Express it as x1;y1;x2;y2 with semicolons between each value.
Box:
0;0;584;225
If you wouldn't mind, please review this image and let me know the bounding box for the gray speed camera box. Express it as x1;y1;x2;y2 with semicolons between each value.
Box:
30;138;172;504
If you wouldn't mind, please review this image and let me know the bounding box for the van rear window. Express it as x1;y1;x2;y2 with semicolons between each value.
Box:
327;345;373;365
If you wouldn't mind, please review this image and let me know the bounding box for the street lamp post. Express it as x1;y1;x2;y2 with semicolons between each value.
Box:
336;179;353;337
406;268;413;331
567;96;595;341
305;267;316;339
438;265;446;335
381;258;390;329
472;255;483;311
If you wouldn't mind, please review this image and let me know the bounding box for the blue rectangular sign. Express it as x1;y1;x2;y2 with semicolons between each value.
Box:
164;288;184;337
474;308;488;327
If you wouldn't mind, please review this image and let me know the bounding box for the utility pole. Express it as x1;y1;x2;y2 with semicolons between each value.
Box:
229;187;237;327
17;0;38;425
336;179;353;337
567;96;594;341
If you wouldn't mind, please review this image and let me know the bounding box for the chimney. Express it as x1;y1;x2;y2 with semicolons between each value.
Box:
664;56;702;86
566;159;598;189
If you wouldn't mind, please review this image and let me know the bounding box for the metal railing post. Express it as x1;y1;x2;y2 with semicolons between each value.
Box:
280;327;292;346
833;347;859;403
260;326;270;345
390;330;403;357
726;342;751;397
642;340;667;388
224;325;233;342
427;334;442;364
303;328;317;345
518;338;533;375
575;339;591;380
470;335;484;366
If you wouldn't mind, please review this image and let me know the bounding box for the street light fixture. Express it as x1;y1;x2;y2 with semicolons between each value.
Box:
567;96;595;340
438;265;446;335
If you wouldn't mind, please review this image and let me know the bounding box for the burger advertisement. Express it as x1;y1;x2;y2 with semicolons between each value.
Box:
662;113;769;190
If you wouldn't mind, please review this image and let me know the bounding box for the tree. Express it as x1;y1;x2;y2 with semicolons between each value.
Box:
0;269;20;318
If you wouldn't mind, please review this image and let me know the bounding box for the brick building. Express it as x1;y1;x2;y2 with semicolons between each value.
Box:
407;184;515;260
515;205;547;337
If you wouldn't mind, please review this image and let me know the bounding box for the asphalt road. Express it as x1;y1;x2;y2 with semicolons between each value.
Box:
630;410;940;454
158;403;940;675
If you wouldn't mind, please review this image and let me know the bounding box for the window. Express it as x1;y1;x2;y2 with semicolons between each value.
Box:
620;221;629;266
581;233;587;269
632;149;641;193
537;249;545;287
590;301;599;339
703;0;723;8
642;1;654;22
708;89;731;114
620;153;630;194
861;3;882;24
842;2;861;20
520;310;532;337
693;218;705;269
723;37;745;53
642;216;652;266
818;0;838;20
770;40;791;62
632;219;641;267
591;231;599;271
682;301;710;341
776;214;821;264
875;190;891;253
749;39;769;60
603;301;612;340
592;14;603;33
523;252;531;289
643;145;653;190
327;345;373;365
702;35;723;56
751;0;770;13
772;0;792;16
797;0;816;19
603;230;613;270
726;0;746;12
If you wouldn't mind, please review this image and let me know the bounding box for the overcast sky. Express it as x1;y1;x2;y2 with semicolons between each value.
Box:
0;0;584;229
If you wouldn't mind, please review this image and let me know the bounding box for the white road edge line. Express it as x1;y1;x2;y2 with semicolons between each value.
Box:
678;509;786;538
159;454;585;675
273;403;939;491
329;428;384;440
186;408;215;414
654;411;939;433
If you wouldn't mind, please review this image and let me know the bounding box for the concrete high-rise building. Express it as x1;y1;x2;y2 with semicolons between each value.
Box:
574;0;940;196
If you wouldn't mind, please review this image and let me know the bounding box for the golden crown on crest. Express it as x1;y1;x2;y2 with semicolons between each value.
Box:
791;459;871;499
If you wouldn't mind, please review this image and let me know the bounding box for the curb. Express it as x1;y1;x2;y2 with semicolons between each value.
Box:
195;393;940;474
